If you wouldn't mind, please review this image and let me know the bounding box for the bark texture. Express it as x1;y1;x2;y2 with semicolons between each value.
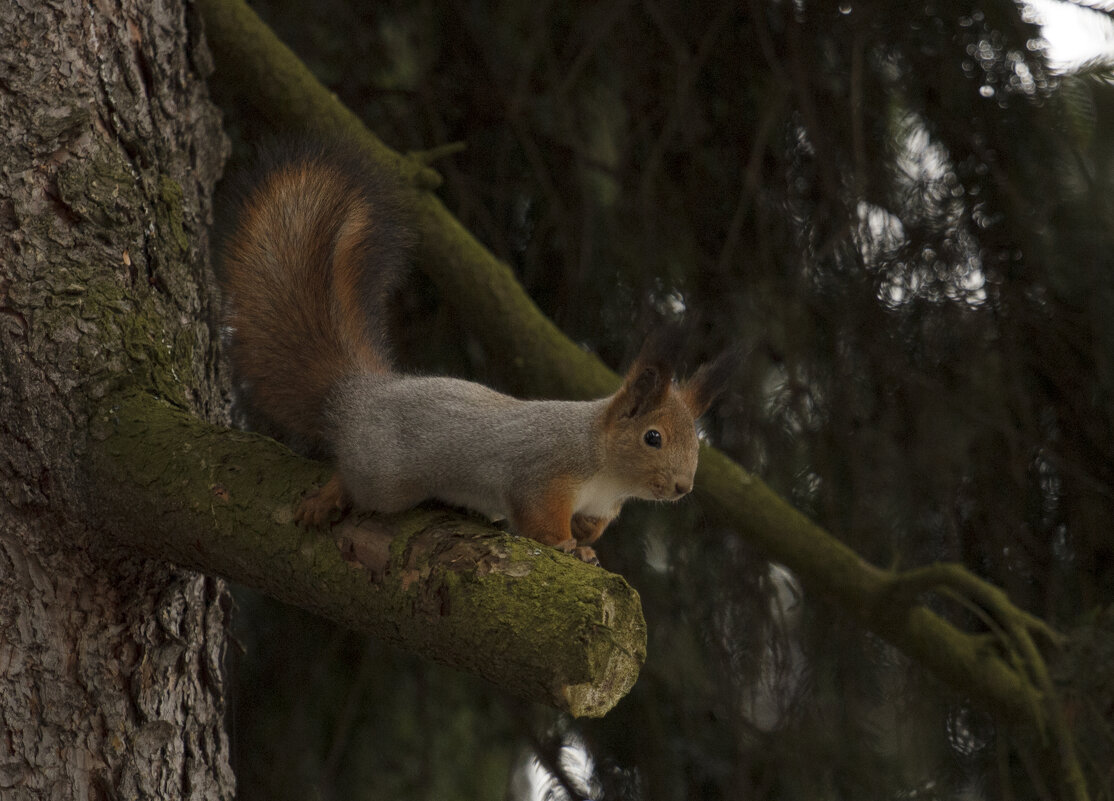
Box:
0;0;233;798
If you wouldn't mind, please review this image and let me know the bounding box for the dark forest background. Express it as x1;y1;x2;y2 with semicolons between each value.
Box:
212;1;1114;799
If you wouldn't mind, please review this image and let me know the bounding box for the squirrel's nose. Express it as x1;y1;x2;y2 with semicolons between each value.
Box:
675;481;692;497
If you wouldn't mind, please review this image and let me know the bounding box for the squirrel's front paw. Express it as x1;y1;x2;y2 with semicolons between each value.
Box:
554;538;600;566
294;474;349;527
572;545;599;566
571;514;605;543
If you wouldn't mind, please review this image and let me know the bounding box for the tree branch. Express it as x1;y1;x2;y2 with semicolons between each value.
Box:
195;0;1067;741
86;389;645;719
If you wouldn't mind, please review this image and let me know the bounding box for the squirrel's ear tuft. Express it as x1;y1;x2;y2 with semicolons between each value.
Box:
679;350;735;418
608;362;673;421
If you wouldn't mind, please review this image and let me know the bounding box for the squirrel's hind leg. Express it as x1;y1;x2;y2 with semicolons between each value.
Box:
295;472;351;527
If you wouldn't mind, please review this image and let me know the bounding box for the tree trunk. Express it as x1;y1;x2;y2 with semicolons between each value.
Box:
0;0;233;798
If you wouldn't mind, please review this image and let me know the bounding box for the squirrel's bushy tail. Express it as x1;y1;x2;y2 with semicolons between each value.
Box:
218;142;411;443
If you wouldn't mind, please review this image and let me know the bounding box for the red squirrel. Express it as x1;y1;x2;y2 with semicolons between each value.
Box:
218;142;725;563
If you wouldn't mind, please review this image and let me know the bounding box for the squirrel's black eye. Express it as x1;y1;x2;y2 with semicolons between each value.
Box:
644;429;662;448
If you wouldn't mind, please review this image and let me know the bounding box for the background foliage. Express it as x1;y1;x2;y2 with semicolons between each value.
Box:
215;1;1114;798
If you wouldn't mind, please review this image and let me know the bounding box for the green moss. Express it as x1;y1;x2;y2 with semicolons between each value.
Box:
158;175;189;253
55;151;144;231
374;519;646;716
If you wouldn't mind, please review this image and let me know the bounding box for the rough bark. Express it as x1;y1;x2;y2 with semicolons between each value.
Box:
87;389;646;718
194;0;1070;742
2;0;645;740
0;0;233;798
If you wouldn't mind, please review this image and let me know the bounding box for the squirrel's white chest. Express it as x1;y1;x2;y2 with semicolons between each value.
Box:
573;473;630;518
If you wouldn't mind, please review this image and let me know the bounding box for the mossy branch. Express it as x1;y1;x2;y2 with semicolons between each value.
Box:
878;563;1085;801
194;0;1080;780
86;389;645;718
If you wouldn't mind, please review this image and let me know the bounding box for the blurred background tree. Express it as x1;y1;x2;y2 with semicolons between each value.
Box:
214;0;1114;798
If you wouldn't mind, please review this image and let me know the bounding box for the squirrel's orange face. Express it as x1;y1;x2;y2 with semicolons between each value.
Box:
602;357;723;503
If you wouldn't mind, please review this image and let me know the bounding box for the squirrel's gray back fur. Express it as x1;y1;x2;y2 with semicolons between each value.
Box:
328;374;610;520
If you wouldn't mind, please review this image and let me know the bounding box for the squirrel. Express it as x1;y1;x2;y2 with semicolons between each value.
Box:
218;141;726;564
